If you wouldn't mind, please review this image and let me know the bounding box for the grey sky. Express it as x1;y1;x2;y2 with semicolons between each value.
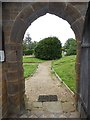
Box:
24;13;75;46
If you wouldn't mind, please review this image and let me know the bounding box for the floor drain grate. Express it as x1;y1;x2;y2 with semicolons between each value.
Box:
38;95;58;102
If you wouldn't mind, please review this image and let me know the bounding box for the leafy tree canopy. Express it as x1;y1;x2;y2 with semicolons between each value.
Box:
63;38;77;56
34;37;62;60
23;33;37;55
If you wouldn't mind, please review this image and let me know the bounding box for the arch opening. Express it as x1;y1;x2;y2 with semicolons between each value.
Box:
5;2;84;117
22;13;78;116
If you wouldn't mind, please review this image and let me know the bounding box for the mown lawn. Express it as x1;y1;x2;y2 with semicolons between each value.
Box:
23;56;46;63
23;64;38;78
52;55;76;92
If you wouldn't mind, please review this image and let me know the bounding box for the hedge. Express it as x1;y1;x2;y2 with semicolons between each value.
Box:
34;37;62;60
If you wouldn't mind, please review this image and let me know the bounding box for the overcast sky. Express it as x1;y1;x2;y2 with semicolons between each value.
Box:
24;13;75;46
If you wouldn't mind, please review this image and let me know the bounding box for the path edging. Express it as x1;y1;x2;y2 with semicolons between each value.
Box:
51;67;75;96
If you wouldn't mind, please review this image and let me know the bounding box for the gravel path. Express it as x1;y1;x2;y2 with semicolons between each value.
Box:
21;61;80;118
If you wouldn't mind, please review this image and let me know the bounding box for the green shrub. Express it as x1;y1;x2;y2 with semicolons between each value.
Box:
63;38;77;56
23;49;34;55
34;37;62;60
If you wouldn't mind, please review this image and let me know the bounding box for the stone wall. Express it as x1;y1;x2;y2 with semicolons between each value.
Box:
2;2;88;118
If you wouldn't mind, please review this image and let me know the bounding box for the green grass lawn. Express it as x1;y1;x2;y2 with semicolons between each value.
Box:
23;56;46;79
23;56;46;63
23;64;38;78
52;55;76;92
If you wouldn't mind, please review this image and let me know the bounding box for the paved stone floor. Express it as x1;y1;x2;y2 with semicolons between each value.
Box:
20;61;80;118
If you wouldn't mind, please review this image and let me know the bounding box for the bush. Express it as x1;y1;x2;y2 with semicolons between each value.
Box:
34;37;62;60
23;49;34;55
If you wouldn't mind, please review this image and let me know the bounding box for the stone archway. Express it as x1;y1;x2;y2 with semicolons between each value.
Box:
2;2;88;118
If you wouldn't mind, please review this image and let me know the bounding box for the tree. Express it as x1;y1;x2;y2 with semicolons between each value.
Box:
23;34;37;55
24;33;32;50
30;41;37;50
22;40;27;51
63;38;77;56
34;37;62;60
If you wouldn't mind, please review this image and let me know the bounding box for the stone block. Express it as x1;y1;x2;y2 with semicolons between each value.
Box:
32;102;42;108
49;2;66;19
4;30;11;37
64;3;81;25
4;36;10;45
6;71;18;82
62;102;76;113
69;111;80;118
31;107;44;117
18;4;33;20
2;9;10;20
3;20;13;32
20;114;28;118
8;93;20;113
71;17;84;41
0;82;2;96
2;102;8;118
7;81;19;94
10;19;26;44
32;2;48;13
5;50;17;62
10;12;18;21
2;93;7;104
2;80;7;96
0;106;2;119
29;114;38;118
7;62;18;72
19;79;25;92
17;69;24;78
5;44;13;52
72;3;88;16
43;102;63;113
0;95;2;107
75;62;80;75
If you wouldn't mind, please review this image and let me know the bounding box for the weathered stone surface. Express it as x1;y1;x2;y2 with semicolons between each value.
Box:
31;108;44;117
6;71;18;82
5;50;17;62
49;2;66;18
62;102;76;113
40;113;58;118
20;114;28;118
71;17;84;41
43;102;63;113
32;2;48;12
64;3;81;24
7;62;18;72
32;102;42;108
69;111;80;118
8;93;20;114
29;114;38;118
7;82;19;94
59;114;67;118
71;2;88;16
2;2;87;118
60;96;68;103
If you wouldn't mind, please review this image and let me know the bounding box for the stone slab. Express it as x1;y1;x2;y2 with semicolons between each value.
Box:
43;102;63;113
32;102;42;108
69;112;80;118
62;102;75;113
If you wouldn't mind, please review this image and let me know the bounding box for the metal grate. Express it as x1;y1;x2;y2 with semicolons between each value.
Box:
38;95;58;102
